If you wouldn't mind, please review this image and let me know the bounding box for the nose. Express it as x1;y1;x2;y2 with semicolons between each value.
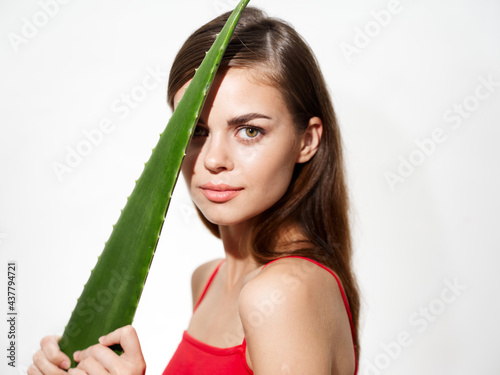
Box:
203;133;234;173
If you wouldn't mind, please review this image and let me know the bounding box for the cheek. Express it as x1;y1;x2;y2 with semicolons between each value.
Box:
181;150;198;186
261;160;294;194
242;144;297;198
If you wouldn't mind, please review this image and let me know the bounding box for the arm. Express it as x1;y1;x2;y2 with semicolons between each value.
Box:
239;257;355;375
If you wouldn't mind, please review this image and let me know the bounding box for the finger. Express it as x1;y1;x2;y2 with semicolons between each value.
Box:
32;349;68;375
68;368;88;375
98;325;143;360
40;335;71;370
27;364;43;375
98;325;137;347
74;344;118;373
75;356;108;375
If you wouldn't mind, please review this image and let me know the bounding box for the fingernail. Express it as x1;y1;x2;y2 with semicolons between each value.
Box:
61;360;70;369
73;351;80;361
98;336;105;343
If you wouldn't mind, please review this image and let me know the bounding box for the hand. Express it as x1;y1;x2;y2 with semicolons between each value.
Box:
69;325;146;375
28;335;71;375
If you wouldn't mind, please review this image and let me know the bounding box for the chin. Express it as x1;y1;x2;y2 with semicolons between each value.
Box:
196;204;257;227
201;212;249;227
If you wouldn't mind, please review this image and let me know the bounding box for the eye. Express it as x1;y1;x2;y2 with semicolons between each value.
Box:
193;125;208;137
237;125;264;140
244;128;259;138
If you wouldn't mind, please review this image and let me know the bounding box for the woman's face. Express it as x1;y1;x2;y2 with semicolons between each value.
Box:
173;68;311;227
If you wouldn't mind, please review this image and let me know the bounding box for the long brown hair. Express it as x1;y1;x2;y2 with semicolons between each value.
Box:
167;7;360;361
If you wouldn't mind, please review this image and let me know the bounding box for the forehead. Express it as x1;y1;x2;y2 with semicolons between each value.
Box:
172;68;285;115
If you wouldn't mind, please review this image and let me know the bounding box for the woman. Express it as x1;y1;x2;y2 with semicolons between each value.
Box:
29;7;360;375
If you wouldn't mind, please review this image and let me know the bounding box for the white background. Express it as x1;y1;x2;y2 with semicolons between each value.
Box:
1;0;499;374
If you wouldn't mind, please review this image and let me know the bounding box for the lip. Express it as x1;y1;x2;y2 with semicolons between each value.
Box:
199;183;243;203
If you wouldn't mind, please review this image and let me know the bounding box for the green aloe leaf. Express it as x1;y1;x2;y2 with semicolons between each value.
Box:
59;0;250;366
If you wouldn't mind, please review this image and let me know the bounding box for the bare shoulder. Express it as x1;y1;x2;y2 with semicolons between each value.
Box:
191;258;224;308
239;257;355;374
239;257;349;321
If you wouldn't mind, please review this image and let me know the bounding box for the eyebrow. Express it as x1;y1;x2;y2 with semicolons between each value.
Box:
227;113;272;126
198;113;272;126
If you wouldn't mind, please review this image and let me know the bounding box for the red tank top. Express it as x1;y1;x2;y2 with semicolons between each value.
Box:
162;256;358;374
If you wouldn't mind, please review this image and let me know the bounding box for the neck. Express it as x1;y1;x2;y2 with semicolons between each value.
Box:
218;221;260;289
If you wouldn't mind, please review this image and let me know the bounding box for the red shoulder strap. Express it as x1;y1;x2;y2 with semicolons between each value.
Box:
193;259;225;312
